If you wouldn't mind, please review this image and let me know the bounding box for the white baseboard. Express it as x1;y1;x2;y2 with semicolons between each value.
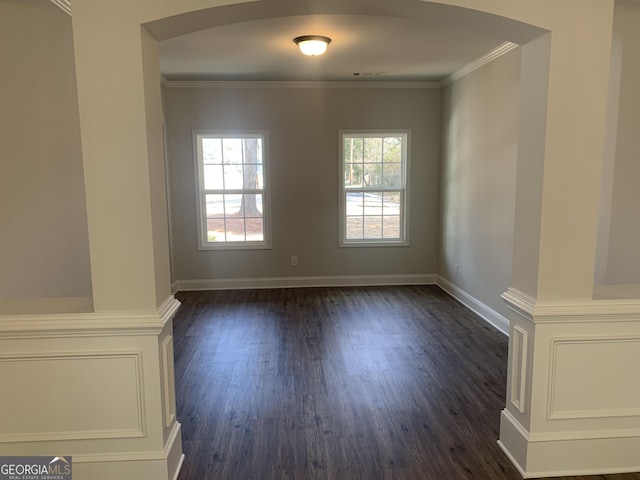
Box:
500;409;640;478
172;273;437;292
437;276;509;335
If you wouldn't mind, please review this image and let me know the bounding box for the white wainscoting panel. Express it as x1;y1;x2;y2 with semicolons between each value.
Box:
547;335;640;420
0;350;144;443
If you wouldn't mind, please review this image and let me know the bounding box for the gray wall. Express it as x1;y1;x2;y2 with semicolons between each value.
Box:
439;48;520;318
599;2;640;286
164;86;441;282
0;0;92;299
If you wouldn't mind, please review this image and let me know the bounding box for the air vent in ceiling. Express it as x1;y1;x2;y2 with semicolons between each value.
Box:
352;72;385;77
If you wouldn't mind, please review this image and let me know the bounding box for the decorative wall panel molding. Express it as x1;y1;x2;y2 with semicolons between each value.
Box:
547;335;640;420
162;336;177;427
0;350;145;443
510;326;528;413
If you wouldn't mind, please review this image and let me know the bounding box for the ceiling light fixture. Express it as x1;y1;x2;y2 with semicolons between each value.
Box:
293;35;332;56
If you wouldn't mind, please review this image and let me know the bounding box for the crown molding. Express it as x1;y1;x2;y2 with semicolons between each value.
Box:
440;41;519;87
163;80;441;89
49;0;71;15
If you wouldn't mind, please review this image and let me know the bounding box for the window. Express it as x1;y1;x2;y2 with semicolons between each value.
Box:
193;131;270;249
339;131;409;246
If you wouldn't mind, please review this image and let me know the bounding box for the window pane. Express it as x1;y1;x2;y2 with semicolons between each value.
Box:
363;192;383;215
363;216;383;238
255;165;264;189
245;217;264;241
207;218;226;242
344;164;363;188
346;217;364;239
243;163;261;189
383;216;400;239
346;192;364;216
344;137;364;162
203;164;223;190
225;218;245;242
242;138;261;165
202;138;222;164
383;137;402;163
363;137;382;163
222;138;243;164
383;192;400;215
382;163;401;188
243;194;263;217
363;164;381;188
256;138;263;164
205;194;224;217
223;164;243;189
224;194;242;216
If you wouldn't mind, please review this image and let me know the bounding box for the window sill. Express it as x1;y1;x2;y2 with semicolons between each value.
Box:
339;240;410;248
197;243;272;251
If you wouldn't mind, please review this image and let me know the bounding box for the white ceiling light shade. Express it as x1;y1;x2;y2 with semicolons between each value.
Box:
293;35;332;56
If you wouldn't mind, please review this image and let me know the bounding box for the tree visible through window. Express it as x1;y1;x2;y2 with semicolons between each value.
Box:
340;131;409;246
194;132;270;249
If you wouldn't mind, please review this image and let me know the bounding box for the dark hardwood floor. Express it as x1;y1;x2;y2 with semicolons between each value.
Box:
173;285;640;480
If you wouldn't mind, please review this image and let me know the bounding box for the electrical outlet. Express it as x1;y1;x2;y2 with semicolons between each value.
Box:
455;263;459;275
291;256;298;266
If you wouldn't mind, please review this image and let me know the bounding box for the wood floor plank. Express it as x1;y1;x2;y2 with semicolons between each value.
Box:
174;285;640;480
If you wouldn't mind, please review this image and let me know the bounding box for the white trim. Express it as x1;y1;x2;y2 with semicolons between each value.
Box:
173;274;436;291
500;409;640;478
502;287;640;323
49;0;71;15
0;296;180;338
164;80;440;89
510;326;528;413
441;41;519;86
164;420;182;456
496;440;527;478
162;336;177;427
172;455;185;480
436;276;509;335
71;423;182;463
159;296;181;327
73;451;168;463
501;408;640;443
501;287;536;320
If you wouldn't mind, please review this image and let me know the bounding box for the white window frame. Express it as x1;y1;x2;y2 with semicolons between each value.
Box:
339;130;410;247
193;130;271;250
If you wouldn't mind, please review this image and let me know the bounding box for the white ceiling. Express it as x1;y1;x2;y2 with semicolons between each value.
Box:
158;14;508;82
